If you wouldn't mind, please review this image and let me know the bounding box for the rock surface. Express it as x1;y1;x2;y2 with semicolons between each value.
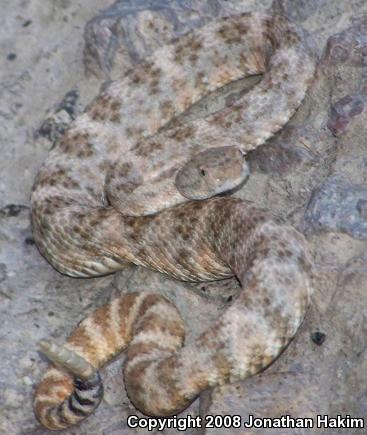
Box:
304;175;367;240
1;0;367;434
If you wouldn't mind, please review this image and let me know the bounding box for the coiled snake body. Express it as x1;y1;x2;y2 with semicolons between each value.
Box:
31;12;315;430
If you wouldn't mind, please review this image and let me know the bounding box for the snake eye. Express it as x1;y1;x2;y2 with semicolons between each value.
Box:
200;168;206;176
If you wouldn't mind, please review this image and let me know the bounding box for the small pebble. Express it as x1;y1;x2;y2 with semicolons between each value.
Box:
311;331;326;346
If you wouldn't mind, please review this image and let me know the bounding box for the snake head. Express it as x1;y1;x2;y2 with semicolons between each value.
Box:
175;146;250;200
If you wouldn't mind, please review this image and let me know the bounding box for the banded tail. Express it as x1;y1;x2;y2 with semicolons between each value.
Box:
34;292;185;430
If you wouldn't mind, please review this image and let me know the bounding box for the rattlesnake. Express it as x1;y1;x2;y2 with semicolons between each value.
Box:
31;12;315;430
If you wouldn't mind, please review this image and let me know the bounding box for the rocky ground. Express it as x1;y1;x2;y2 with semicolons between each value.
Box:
1;0;367;434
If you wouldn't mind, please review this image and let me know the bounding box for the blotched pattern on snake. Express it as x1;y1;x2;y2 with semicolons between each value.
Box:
31;12;315;430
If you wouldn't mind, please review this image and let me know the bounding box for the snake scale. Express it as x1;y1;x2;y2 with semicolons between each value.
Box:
31;12;315;430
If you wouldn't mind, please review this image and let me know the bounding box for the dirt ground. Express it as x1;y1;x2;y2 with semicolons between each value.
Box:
1;0;366;434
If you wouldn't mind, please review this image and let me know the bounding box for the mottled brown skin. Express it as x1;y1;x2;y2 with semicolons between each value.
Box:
33;199;313;429
31;12;315;431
